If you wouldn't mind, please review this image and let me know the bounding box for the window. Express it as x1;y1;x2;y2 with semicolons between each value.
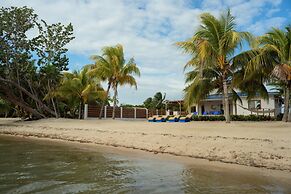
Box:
248;100;261;109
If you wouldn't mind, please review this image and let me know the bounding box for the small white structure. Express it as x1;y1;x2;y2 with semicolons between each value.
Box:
188;92;282;117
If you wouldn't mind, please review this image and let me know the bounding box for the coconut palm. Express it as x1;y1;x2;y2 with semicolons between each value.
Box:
177;10;253;123
89;44;140;119
55;66;105;119
235;26;291;121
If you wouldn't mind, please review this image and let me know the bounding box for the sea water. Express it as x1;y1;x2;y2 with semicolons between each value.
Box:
0;136;290;194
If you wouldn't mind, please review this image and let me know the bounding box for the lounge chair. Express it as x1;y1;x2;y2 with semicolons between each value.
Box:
179;113;194;122
148;115;158;122
155;115;168;122
167;115;180;122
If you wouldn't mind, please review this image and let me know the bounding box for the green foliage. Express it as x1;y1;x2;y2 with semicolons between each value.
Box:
89;44;140;119
191;115;275;121
0;98;11;113
143;92;166;109
192;115;225;121
54;66;105;119
0;6;74;119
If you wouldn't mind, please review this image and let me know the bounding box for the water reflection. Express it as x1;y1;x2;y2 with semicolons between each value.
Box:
181;166;289;193
0;136;290;193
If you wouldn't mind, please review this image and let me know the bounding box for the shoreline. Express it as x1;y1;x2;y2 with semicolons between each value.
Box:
1;133;291;183
1;118;291;173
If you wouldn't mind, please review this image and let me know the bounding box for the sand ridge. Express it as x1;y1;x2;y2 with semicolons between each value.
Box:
0;118;291;172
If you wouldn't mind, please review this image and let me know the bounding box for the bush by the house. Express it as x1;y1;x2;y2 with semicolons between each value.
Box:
191;115;276;121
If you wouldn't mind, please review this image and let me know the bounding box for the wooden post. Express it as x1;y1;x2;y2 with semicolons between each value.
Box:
104;106;107;119
134;108;137;119
120;107;123;119
146;108;148;119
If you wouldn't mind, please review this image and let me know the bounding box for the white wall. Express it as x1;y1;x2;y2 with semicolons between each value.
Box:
235;95;276;116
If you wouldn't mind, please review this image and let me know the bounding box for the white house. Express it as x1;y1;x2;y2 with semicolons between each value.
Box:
188;92;282;117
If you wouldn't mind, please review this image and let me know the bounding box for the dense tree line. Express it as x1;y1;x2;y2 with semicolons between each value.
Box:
0;6;75;119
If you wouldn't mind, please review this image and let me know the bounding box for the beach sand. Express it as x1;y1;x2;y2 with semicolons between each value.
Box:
0;118;291;172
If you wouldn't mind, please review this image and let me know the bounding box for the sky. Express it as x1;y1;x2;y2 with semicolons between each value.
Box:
3;0;291;105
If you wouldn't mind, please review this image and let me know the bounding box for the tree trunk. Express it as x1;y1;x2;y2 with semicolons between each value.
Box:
48;81;58;118
78;101;83;119
112;84;118;119
234;100;237;115
223;79;230;123
0;88;45;119
27;79;41;112
99;82;111;119
282;85;289;122
0;77;57;117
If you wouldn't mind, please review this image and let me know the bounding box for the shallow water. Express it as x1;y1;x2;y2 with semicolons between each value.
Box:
0;136;290;194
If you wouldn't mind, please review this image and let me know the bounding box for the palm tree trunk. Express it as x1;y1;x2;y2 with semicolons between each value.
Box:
287;85;291;122
78;101;83;119
223;79;230;123
99;82;111;119
282;85;289;122
112;84;118;119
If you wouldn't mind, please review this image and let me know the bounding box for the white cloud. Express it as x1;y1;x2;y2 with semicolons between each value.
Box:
2;0;286;104
247;17;286;35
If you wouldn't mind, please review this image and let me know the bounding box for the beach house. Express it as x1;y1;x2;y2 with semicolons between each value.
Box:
168;92;282;117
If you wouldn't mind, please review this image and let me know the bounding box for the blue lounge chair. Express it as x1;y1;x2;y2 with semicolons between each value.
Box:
155;115;168;122
148;115;158;122
168;115;180;122
179;113;194;122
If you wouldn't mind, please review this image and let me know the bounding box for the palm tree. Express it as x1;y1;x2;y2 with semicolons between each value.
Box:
90;44;140;119
238;26;291;121
177;10;253;123
55;66;105;119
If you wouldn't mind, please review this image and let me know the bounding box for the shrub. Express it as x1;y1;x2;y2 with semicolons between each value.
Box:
191;115;276;121
276;113;283;121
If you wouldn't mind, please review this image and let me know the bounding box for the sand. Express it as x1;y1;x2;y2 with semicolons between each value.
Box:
0;118;291;172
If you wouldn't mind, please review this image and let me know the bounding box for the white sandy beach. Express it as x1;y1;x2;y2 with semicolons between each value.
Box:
0;118;291;172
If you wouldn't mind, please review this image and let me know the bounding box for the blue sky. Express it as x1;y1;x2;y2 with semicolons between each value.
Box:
3;0;291;105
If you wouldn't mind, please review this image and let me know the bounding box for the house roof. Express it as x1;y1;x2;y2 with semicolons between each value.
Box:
167;91;281;103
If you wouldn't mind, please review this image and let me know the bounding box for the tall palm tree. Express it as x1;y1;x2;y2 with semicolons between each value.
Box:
236;26;291;121
89;44;140;119
55;66;105;119
177;10;253;123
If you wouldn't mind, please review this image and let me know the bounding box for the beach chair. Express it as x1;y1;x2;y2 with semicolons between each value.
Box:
179;113;194;122
167;115;180;122
148;115;158;122
155;115;168;122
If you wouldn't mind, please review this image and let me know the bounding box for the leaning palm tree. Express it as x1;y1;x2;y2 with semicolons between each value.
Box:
89;44;140;119
177;10;253;123
55;66;105;119
236;26;291;121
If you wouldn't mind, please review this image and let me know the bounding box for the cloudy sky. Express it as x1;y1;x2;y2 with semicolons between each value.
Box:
3;0;291;105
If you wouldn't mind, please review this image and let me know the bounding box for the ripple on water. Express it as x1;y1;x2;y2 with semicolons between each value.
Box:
0;136;290;193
